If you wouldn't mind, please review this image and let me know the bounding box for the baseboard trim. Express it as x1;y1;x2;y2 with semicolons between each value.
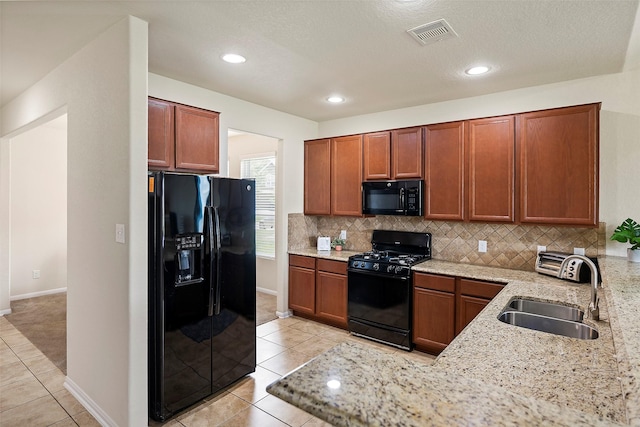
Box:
0;308;12;316
65;376;117;427
256;287;277;296
11;287;67;301
276;309;292;318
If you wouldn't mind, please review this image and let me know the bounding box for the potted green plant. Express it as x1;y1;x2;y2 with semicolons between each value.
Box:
331;237;346;251
610;218;640;262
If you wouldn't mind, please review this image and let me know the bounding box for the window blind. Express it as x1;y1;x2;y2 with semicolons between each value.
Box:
241;154;276;258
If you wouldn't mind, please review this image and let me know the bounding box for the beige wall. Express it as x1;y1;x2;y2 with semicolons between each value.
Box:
228;132;278;294
10;116;67;298
318;68;640;257
0;17;148;427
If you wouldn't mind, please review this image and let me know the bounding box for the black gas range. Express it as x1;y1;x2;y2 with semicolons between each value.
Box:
347;230;432;351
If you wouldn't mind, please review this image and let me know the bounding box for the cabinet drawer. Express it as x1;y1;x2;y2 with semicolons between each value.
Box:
459;278;505;299
414;273;455;293
289;254;316;269
317;259;347;275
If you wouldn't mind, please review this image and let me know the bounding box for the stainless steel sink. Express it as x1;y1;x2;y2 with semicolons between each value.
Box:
507;298;584;322
498;297;598;340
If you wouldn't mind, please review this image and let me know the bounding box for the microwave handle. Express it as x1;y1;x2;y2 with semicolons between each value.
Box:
399;187;405;210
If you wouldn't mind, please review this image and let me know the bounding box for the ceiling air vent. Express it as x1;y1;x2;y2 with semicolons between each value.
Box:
407;19;457;46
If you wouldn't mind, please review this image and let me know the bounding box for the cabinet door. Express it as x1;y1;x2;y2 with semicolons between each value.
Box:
316;270;348;328
424;122;465;220
392;127;423;179
331;135;363;216
304;139;331;215
518;104;599;226
175;104;220;173
288;265;316;316
363;132;391;180
148;98;175;170
413;287;455;355
456;295;489;335
468;116;515;222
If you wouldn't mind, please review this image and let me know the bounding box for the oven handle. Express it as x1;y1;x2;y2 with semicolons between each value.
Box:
347;268;410;280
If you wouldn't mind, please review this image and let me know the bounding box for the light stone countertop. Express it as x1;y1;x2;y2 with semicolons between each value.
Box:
272;250;640;425
288;248;359;263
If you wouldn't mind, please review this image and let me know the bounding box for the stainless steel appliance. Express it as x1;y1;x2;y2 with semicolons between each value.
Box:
148;172;256;421
347;230;431;350
535;251;599;283
362;180;423;216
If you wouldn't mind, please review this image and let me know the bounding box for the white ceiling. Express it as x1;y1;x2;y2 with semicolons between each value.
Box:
1;0;639;122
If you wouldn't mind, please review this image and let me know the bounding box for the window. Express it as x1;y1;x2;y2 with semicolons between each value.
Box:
241;153;276;258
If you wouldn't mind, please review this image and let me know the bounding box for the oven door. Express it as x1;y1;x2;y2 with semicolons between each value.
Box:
347;268;412;348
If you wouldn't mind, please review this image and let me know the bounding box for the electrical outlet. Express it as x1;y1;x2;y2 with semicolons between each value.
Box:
340;230;347;240
478;240;487;253
574;247;585;256
115;224;126;244
32;270;40;279
537;245;546;253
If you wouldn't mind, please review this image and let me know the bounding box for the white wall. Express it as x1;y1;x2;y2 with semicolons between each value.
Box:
10;116;67;298
149;73;317;314
0;16;148;427
318;68;640;257
228;132;278;295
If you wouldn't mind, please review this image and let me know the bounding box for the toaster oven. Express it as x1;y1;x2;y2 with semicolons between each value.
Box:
535;251;599;283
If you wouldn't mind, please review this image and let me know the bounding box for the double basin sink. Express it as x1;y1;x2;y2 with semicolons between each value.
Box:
498;297;598;340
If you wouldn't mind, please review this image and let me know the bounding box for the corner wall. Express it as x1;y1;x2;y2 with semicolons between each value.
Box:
0;16;148;427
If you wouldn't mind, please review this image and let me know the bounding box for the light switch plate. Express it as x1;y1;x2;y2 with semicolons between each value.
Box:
574;247;585;255
116;224;126;244
478;240;487;253
537;245;546;253
32;270;40;279
340;230;347;240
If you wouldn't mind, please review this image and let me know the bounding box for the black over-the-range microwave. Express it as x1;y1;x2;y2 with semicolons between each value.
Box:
362;180;423;216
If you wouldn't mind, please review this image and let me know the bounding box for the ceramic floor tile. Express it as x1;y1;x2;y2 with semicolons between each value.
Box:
0;394;68;426
179;392;251;427
50;416;81;426
0;373;49;411
218;405;288;427
228;366;282;404
291;337;338;358
256;321;284;338
73;410;102;426
0;359;33;386
36;367;67;393
256;337;286;364
1;330;32;347
21;352;59;375
0;345;20;366
302;415;335;426
10;341;44;360
261;328;314;348
288;320;333;335
316;328;350;344
259;349;313;377
53;388;86;416
255;394;315;427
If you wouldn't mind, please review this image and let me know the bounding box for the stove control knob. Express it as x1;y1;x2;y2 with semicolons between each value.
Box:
359;262;365;268
395;266;403;274
387;265;394;273
373;263;379;271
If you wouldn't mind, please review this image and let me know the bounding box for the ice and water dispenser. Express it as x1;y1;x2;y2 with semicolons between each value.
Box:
175;233;204;285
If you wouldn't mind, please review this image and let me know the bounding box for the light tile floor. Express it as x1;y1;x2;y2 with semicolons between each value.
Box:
1;315;435;427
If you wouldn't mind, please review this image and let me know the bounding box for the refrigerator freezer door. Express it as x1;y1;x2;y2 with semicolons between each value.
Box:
149;172;214;421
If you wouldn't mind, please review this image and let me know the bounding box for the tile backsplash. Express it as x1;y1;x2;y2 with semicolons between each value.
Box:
288;213;605;271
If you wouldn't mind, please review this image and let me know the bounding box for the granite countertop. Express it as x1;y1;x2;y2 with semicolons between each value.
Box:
272;251;640;426
288;248;359;263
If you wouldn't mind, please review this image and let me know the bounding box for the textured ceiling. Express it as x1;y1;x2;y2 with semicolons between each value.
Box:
1;0;639;121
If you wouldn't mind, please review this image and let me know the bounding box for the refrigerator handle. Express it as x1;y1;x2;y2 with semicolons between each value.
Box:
204;206;219;317
212;207;222;316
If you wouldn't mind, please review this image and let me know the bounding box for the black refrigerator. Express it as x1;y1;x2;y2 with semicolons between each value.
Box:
148;171;256;421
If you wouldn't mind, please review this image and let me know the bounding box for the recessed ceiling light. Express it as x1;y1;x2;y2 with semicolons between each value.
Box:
465;66;490;75
327;96;345;103
222;53;246;64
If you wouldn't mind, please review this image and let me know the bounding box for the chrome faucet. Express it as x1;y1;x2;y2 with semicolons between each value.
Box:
559;255;600;321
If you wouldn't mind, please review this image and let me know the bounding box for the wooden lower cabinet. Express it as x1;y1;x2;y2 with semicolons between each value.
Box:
413;272;505;354
288;255;348;329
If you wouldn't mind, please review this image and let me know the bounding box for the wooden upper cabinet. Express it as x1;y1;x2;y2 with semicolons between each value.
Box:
424;122;465;221
175;104;220;173
304;139;331;215
331;135;363;216
467;116;515;222
392;127;423;179
363;132;392;180
148;97;220;173
518;104;599;226
148;98;175;170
